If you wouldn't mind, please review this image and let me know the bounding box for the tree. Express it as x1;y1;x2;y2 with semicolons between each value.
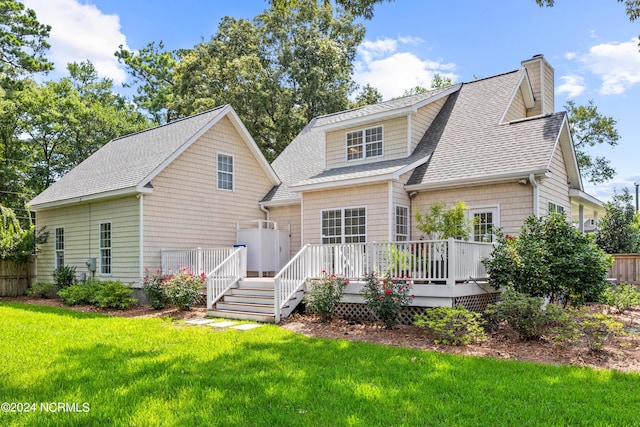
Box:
565;100;620;184
415;201;472;240
595;188;640;253
0;0;52;76
351;83;382;107
115;41;179;124
269;0;394;19
401;74;455;97
534;0;640;23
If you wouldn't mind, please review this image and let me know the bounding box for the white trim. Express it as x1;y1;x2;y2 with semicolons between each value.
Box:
260;197;301;208
345;124;384;162
405;169;548;192
320;206;367;244
216;151;235;192
547;200;566;215
314;84;460;132
558;115;583;191
300;194;305;244
388;182;393;241
54;226;65;269
569;189;604;210
468;205;500;242
99;221;112;276
31;186;149;211
499;70;535;124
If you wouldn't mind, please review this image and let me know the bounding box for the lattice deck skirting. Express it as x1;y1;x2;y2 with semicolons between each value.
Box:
333;292;501;325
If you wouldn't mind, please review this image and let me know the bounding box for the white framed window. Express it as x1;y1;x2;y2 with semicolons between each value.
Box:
548;201;565;215
99;222;112;275
395;205;409;241
469;207;499;242
55;227;64;269
346;125;383;161
217;153;234;191
322;207;367;244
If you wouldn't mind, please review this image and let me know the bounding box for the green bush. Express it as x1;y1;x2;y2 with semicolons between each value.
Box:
58;280;101;306
142;269;170;309
554;308;625;352
485;289;567;341
482;214;613;306
94;281;137;309
599;283;640;313
305;271;348;321
414;306;486;346
53;265;77;288
26;282;57;298
361;272;414;328
164;268;205;311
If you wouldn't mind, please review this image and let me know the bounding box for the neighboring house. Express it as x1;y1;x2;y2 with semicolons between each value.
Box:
30;55;605;320
29;105;279;284
263;54;603;253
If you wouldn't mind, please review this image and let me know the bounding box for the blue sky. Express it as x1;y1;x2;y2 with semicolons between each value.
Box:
22;0;640;202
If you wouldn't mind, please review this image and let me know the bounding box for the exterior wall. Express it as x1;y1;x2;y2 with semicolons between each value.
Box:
522;56;554;116
502;87;527;123
392;178;411;240
412;182;533;238
268;204;302;258
411;97;447;151
35;196;140;283
143;115;274;273
301;182;390;244
543;60;555;114
523;59;542;117
539;140;571;216
325;116;408;169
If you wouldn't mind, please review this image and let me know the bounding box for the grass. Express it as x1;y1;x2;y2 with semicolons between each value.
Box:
0;302;639;427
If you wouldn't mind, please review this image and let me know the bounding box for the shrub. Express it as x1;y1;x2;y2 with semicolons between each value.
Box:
58;280;102;306
414;306;486;346
53;265;77;288
26;282;57;298
485;289;567;341
164;268;205;311
142;269;170;309
482;214;613;306
94;281;137;309
599;283;640;313
361;272;414;328
305;271;348;321
554;308;626;352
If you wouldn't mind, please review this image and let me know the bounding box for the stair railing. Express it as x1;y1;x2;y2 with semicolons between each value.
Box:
206;246;247;310
273;244;313;323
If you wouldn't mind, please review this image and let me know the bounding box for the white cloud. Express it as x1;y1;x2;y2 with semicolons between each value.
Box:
557;75;586;98
564;52;577;60
582;38;640;95
23;0;129;84
354;37;457;99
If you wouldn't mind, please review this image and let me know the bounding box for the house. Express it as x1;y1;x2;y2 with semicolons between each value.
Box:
30;55;604;322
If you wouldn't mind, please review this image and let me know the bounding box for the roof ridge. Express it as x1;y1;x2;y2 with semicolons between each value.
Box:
110;105;228;142
507;111;564;125
461;69;520;86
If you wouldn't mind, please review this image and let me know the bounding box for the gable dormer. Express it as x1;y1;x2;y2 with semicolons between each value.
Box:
521;54;555;116
319;85;459;170
501;70;535;123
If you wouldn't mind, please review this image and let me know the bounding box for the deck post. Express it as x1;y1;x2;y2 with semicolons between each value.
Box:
447;238;456;293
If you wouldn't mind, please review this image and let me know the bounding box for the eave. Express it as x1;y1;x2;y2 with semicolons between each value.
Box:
405;169;549;192
29;186;152;211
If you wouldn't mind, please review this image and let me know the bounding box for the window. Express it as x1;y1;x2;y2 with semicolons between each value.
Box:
322;207;367;244
217;153;234;191
346;126;383;161
395;205;409;241
55;228;64;268
469;208;498;242
548;201;565;215
100;223;112;275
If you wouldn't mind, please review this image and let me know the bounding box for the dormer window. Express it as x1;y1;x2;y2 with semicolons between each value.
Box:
346;125;383;161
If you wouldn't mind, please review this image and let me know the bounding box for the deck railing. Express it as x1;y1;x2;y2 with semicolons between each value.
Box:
161;247;236;275
206;246;247;309
274;239;494;321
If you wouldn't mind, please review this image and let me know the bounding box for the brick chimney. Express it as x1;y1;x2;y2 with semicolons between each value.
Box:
521;54;555;116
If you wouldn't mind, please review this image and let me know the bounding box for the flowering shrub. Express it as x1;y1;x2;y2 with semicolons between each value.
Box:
361;272;414;328
163;268;206;311
305;271;348;321
142;269;170;309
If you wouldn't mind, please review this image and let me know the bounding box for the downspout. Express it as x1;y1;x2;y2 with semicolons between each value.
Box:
138;193;144;284
260;204;270;221
529;173;539;217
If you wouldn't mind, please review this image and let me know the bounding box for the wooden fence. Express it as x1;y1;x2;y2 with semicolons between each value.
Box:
607;254;640;285
0;257;37;297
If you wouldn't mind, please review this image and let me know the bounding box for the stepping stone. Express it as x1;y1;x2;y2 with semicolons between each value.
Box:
208;321;237;328
185;319;216;325
232;324;262;331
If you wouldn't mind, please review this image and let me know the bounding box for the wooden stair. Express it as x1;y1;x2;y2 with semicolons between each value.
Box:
207;278;286;323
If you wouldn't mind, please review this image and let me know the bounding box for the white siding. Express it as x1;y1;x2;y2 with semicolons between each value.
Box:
35;196;140;283
411;97;447;151
503;88;527;123
539;137;571;216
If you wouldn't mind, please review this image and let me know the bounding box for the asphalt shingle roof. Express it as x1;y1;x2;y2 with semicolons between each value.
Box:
30;107;227;207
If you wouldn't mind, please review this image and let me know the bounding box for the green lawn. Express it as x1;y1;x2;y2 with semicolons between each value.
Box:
1;302;639;427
